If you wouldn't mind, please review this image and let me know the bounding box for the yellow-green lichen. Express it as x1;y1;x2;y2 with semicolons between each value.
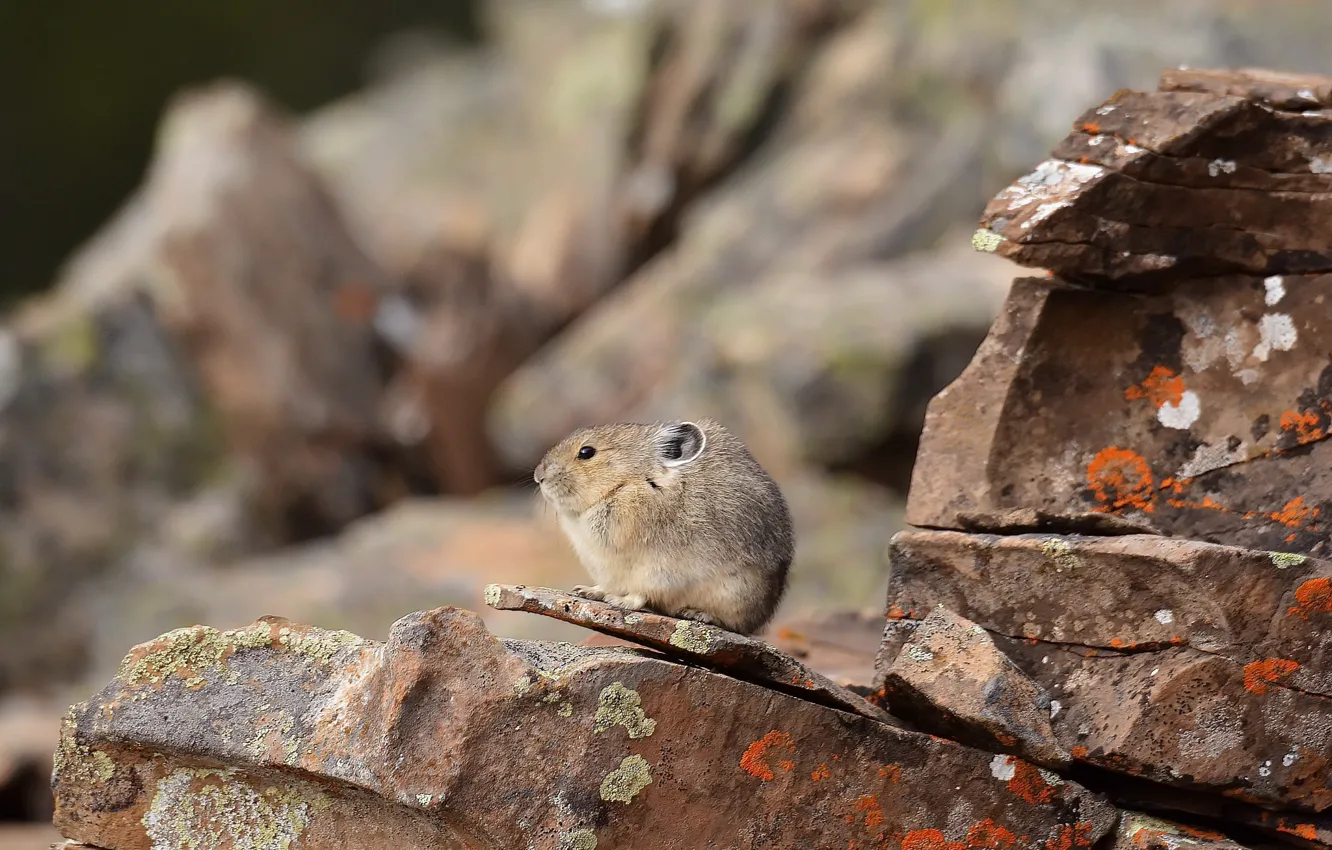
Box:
594;682;656;739
484;584;503;607
1039;538;1080;573
1270;551;1307;569
558;702;574;718
971;228;1004;253
558;828;598;850
599;755;652;804
142;767;328;850
118;622;365;693
668;621;715;653
52;711;116;786
245;714;298;766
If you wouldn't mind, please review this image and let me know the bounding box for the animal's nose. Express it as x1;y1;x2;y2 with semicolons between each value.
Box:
533;462;546;484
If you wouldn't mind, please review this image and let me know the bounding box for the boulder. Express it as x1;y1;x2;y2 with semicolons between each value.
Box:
52;609;1117;849
880;530;1332;816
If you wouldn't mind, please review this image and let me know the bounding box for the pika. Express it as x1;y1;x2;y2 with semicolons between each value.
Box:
533;418;794;635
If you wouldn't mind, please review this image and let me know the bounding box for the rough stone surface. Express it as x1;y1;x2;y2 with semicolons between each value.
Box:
907;273;1332;555
484;583;891;722
880;530;1332;815
973;69;1332;283
1111;811;1252;850
53;609;1117;850
881;605;1070;770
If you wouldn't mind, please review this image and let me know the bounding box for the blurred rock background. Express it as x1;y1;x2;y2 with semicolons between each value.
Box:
2;0;1331;843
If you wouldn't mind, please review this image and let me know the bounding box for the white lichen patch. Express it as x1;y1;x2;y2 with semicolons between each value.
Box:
989;754;1016;781
1309;156;1332;175
623;614;641;625
1049;700;1062;719
1096;104;1117;116
905;644;936;663
483;584;503;607
668;621;715;653
998;160;1104;223
599;755;652;804
1154;609;1175;625
1176;441;1247;480
1022;201;1070;228
1207;159;1237;177
1270;552;1307;569
594;683;657;739
1258;760;1272;777
1157;390;1200;430
1265;276;1286;306
971;229;1003;253
1284;751;1299;766
142;767;322;850
1253;313;1298;361
1139;254;1176;270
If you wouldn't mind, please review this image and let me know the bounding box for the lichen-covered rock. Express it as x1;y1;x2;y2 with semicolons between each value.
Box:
483;583;890;722
881;605;1070;770
53;608;1117;849
880;530;1332;815
973;69;1332;283
907;271;1332;555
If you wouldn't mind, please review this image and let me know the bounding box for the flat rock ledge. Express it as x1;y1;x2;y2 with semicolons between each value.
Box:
51;607;1117;849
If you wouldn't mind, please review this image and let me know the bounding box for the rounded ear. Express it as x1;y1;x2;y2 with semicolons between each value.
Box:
656;421;706;467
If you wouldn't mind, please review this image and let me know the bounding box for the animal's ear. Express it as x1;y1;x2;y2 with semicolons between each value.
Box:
656;421;706;467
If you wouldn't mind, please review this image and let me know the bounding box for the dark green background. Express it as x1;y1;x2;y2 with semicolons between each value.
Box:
0;1;479;305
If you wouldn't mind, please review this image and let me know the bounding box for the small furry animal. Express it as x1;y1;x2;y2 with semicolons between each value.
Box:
533;418;794;635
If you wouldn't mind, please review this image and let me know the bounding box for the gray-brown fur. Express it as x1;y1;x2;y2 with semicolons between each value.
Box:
533;418;793;634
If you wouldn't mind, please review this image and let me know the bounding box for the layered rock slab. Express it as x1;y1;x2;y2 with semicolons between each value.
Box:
972;68;1332;283
880;605;1069;770
483;583;889;722
878;530;1332;815
907;274;1332;555
53;608;1116;850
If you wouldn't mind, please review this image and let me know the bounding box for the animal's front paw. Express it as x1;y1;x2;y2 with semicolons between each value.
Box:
571;584;608;602
604;592;648;612
676;607;718;626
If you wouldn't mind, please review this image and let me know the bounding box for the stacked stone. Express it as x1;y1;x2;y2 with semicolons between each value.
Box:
878;67;1332;848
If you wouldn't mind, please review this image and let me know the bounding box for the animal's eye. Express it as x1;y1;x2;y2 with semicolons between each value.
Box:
577;446;597;460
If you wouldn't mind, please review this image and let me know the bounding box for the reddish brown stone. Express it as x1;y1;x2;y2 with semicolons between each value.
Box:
52;609;1117;849
1158;67;1332;111
882;605;1070;770
880;530;1332;815
484;584;890;722
907;274;1332;556
972;70;1332;283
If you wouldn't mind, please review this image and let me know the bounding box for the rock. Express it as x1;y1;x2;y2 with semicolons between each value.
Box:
139;83;392;541
907;272;1332;555
52;609;1117;849
880;530;1332;815
880;605;1070;770
974;69;1332;284
1112;811;1252;850
484;584;891;722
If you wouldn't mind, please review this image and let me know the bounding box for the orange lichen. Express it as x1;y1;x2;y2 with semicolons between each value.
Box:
1081;122;1101;134
1287;577;1332;619
1243;658;1300;694
1282;824;1320;841
740;730;796;781
1070;746;1088;759
1271;497;1318;528
775;626;804;641
903;828;965;850
1007;761;1056;805
811;763;831;781
1124;366;1185;408
1280;409;1324;442
887;605;909;620
1045;823;1094;850
967;819;1018;850
854;796;885;830
1086;447;1155;513
878;764;901;783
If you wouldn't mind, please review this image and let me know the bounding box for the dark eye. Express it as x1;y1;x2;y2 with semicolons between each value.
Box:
577;446;596;460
